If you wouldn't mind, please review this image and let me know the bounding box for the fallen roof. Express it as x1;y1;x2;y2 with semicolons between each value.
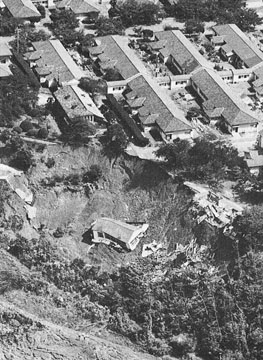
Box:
191;67;258;126
29;40;84;83
213;24;263;67
154;30;212;73
3;0;40;18
54;84;103;119
126;74;192;133
91;36;139;80
56;0;99;14
92;218;147;244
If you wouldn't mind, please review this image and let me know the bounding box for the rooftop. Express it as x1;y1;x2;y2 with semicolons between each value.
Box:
54;84;103;119
91;36;139;80
153;30;212;74
92;217;147;245
212;24;263;68
56;0;99;14
0;43;12;57
126;74;192;133
191;67;258;126
28;40;84;83
3;0;40;18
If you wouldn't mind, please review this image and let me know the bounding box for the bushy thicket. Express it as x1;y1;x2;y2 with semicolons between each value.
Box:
4;230;263;359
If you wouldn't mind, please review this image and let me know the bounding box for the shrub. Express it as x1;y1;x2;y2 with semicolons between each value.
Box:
38;128;48;139
13;126;23;134
27;129;39;137
83;164;102;183
46;157;55;168
10;149;34;171
20;120;33;132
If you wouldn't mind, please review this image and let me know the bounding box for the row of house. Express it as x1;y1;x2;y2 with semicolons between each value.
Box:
1;0;100;21
88;29;261;141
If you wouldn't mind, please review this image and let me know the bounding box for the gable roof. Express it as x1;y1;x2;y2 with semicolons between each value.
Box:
92;218;146;245
28;40;84;83
0;64;12;77
191;67;258;126
56;0;99;14
90;36;139;80
0;43;12;57
154;30;212;74
3;0;40;18
212;24;263;68
126;75;192;133
54;84;103;119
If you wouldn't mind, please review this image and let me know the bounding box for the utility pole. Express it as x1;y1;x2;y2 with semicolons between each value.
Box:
16;26;20;53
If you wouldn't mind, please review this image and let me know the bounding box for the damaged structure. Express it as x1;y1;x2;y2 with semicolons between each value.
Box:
90;218;149;251
184;182;243;228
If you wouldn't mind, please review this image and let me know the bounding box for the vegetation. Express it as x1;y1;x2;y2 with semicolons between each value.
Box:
0;15;21;36
95;16;124;36
103;123;128;164
170;0;262;32
155;137;247;183
0;66;39;126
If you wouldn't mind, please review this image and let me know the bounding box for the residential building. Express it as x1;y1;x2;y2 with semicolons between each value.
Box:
24;39;84;87
212;24;263;68
0;43;12;65
244;149;263;175
53;84;104;125
31;0;53;8
0;64;12;77
88;35;139;80
125;75;192;141
56;0;99;21
2;0;41;20
90;217;149;251
191;67;258;135
148;30;212;75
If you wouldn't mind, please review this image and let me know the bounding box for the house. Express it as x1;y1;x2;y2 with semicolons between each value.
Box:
53;84;104;125
212;24;263;68
31;0;53;8
191;67;258;135
250;62;263;100
244;149;263;175
125;75;192;141
56;0;99;21
148;30;212;75
2;0;41;20
0;43;12;65
88;35;139;80
24;39;84;87
90;217;149;251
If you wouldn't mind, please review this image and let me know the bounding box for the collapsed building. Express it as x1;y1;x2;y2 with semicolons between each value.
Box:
184;182;243;229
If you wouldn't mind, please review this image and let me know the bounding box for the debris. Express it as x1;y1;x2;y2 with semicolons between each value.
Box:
0;164;33;204
24;204;36;221
142;241;163;257
184;181;243;228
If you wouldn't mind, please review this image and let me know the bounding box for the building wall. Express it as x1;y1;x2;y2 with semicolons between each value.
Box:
232;122;258;135
107;84;127;94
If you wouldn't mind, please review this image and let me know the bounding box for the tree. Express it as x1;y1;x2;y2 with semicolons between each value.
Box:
118;0;161;27
79;78;107;95
60;118;96;146
95;16;124;36
103;67;122;81
103;123;128;165
232;207;263;254
0;15;20;36
36;4;45;18
184;19;204;34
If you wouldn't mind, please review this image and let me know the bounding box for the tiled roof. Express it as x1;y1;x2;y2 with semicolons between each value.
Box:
29;40;83;83
56;0;99;14
126;75;192;133
191;68;258;126
90;36;139;80
0;43;12;57
153;30;211;74
3;0;40;18
213;24;263;68
54;84;103;119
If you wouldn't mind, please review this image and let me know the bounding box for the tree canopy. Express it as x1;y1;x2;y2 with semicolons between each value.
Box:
156;137;247;182
170;0;261;32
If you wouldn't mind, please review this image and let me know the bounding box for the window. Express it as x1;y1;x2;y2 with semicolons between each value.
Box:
97;231;104;238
